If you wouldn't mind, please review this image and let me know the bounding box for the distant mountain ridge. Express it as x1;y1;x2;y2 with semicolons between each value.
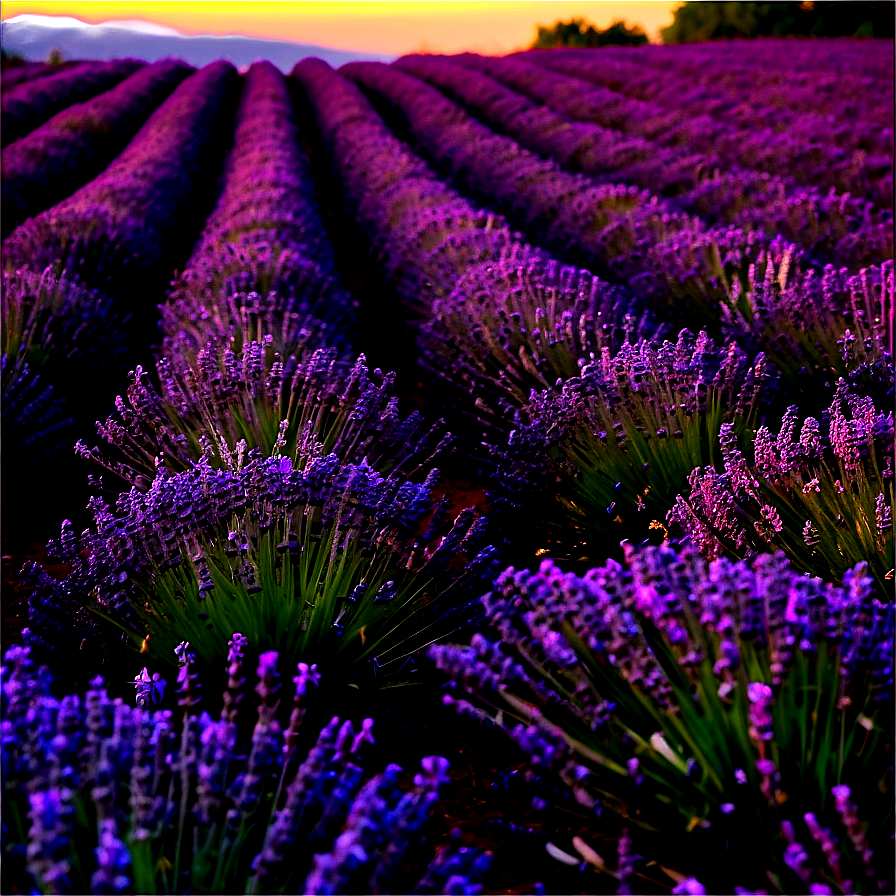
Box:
1;14;396;71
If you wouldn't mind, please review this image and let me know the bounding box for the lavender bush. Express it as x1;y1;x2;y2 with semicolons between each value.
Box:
421;252;641;418
24;445;497;685
1;268;128;492
1;642;490;894
503;329;773;549
431;544;894;893
77;343;451;487
718;259;894;402
670;380;894;595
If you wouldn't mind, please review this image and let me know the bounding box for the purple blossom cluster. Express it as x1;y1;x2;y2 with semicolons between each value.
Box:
23;446;497;680
496;328;773;545
1;59;144;147
77;344;452;486
161;61;355;360
2;59;193;236
717;258;894;397
431;543;894;892
670;379;895;593
2;643;489;895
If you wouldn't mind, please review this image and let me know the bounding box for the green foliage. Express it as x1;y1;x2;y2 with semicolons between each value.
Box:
662;2;895;44
133;516;443;681
532;18;649;49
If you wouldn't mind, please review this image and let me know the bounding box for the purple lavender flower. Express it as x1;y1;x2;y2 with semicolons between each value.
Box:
26;787;74;892
670;381;894;595
672;878;706;895
91;818;132;894
746;682;775;743
132;668;166;708
293;662;321;698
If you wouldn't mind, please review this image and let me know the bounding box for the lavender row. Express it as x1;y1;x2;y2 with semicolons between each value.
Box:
160;61;355;361
394;53;888;270
343;58;890;347
0;60;82;90
1;59;143;147
516;52;893;211
292;58;639;421
3;61;240;319
1;643;490;895
542;44;893;154
2;59;193;237
342;61;712;292
624;38;893;86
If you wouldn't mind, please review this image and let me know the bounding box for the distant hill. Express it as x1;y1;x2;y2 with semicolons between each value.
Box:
1;14;395;71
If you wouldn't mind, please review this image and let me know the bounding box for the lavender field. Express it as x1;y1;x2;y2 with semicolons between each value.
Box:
1;38;894;895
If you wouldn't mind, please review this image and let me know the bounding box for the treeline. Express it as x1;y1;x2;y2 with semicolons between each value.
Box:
533;2;894;49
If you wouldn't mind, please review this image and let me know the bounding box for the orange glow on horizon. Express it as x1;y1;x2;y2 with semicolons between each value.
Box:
1;2;681;55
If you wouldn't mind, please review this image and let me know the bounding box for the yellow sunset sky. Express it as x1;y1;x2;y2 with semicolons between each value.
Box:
1;2;682;55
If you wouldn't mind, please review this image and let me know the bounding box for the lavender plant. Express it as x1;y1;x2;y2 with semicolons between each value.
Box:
670;380;894;595
431;545;894;893
76;342;451;488
1;642;491;894
24;446;497;685
505;329;773;549
2;268;128;381
1;268;128;489
0;353;71;467
719;259;894;403
421;251;645;419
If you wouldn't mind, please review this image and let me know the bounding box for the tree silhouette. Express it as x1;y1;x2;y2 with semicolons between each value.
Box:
662;1;895;43
532;18;649;49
